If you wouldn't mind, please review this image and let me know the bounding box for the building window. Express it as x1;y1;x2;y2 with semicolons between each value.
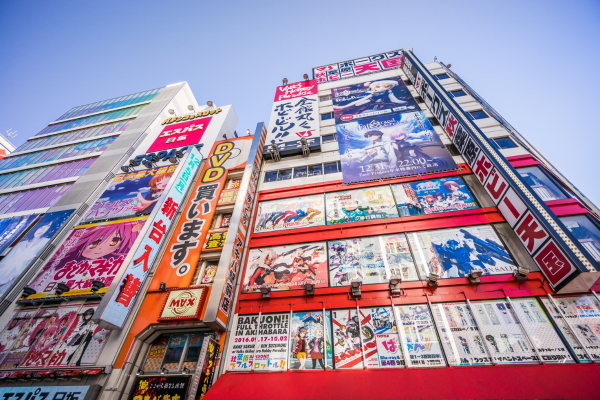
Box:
450;89;467;97
493;137;518;149
277;169;292;180
319;95;331;102
468;110;489;120
142;333;214;372
560;215;600;262
294;165;322;178
322;134;337;143
435;73;450;80
517;166;569;201
321;112;334;121
323;162;340;174
264;171;278;182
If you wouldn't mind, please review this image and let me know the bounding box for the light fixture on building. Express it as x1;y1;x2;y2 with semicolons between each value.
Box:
55;283;70;296
223;134;227;140
161;368;168;375
188;105;195;111
207;101;214;108
303;74;309;81
168;150;184;164
234;131;239;138
304;282;315;296
389;275;402;297
260;286;271;299
136;369;144;376
351;279;362;297
282;78;288;85
428;273;439;287
246;129;251;136
22;287;36;298
91;280;105;292
269;141;281;162
468;270;483;285
447;64;452;68
168;109;175;115
182;368;191;375
434;56;437;62
514;267;530;282
300;137;310;158
143;154;159;169
159;282;167;291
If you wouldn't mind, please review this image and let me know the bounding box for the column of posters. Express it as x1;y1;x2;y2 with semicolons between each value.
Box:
395;304;445;367
253;195;325;233
228;315;258;371
289;311;333;370
325;186;398;225
253;313;290;371
359;307;405;368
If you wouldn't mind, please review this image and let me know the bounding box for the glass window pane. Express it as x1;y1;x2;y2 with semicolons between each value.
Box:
143;336;169;370
331;308;364;369
494;137;517;149
293;166;307;179
264;171;278;182
162;335;188;369
277;169;292;181
517;166;568;201
321;113;333;121
253;195;325;233
183;334;204;367
451;90;466;97
560;215;600;262
468;110;488;120
322;135;336;143
323;162;338;174
308;165;322;176
436;74;449;80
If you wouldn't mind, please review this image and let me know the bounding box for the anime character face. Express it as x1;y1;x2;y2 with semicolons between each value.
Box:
315;328;322;337
299;329;307;338
263;272;276;285
443;181;461;194
81;229;122;260
364;131;384;142
33;223;52;239
369;82;396;93
343;200;359;212
390;131;408;141
426;195;435;206
363;191;375;202
82;309;94;322
435;193;444;201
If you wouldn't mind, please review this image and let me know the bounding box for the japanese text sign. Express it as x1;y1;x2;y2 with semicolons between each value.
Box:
313;50;403;83
148;117;211;153
0;385;97;400
158;287;208;321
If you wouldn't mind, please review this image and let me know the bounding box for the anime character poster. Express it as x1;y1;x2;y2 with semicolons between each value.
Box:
243;243;328;293
0;214;40;255
359;307;404;368
28;218;145;294
332;309;363;369
325;186;398;225
253;195;325;233
80;165;177;224
253;313;290;371
0;210;74;297
290;311;333;370
380;233;420;281
0;308;37;366
392;177;479;217
395;305;445;367
407;225;517;279
332;76;419;123
337;111;457;184
432;302;491;366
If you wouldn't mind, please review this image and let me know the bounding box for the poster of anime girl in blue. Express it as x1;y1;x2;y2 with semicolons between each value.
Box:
332;77;419;123
289;311;333;370
337;111;457;184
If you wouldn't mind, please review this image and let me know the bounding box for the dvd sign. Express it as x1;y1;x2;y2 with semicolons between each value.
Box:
159;287;208;321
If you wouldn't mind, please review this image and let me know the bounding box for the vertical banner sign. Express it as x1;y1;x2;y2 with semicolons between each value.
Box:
402;50;598;292
264;80;320;156
96;147;202;329
313;50;403;83
188;338;219;400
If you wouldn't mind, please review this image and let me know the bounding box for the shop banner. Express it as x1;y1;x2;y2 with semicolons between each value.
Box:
190;338;219;400
0;214;40;255
0;385;98;400
290;311;333;370
158;287;208;321
128;376;190;400
0;309;38;366
392;176;479;217
218;188;239;205
403;50;598;292
0;210;74;297
243;243;328;293
203;230;227;251
265;80;320;157
81;166;178;224
148;115;212;153
313;50;403;83
395;304;445;367
97;147;202;329
332;76;418;124
337;111;457;184
407;225;518;279
325;186;398;225
228;315;258;371
359;307;405;368
142;336;169;371
254;194;325;233
332;309;363;369
253;313;290;371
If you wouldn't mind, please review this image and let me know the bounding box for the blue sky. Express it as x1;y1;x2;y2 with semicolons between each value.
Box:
1;0;599;204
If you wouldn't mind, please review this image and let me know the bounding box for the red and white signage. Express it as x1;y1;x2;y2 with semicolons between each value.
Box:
158;287;208;321
148;118;211;153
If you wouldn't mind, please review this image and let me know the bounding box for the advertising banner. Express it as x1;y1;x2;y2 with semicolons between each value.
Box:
194;338;219;400
0;385;97;400
395;304;445;367
28;218;145;294
337;111;457;184
332;76;418;123
392;176;479;217
203;230;227;251
407;225;518;279
332;309;363;369
0;309;37;366
359;307;405;368
0;308;51;369
218;188;239;205
148;116;212;153
158;287;208;322
253;313;290;371
402;50;598;292
0;209;74;297
313;50;403;83
254;195;325;233
289;311;333;370
142;336;169;370
81;166;178;224
0;214;40;255
265;80;320;156
243;243;328;293
325;186;398;225
228;315;258;371
128;376;190;400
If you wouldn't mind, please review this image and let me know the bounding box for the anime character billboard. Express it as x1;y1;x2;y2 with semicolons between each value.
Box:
243;243;328;293
253;195;325;233
325;186;398;225
0;210;74;297
337;111;457;184
332;309;363;369
290;311;333;370
359;307;405;368
332;77;419;124
80;166;177;224
392;176;479;217
396;305;445;367
407;225;518;279
0;214;40;255
28;218;145;294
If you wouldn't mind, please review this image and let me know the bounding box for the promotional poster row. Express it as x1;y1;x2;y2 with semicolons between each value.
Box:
243;224;518;294
253;176;479;233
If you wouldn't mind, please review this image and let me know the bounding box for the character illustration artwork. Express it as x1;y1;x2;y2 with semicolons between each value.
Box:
396;305;445;367
332;309;363;369
253;195;325;233
359;307;405;368
325;186;398;225
290;311;333;370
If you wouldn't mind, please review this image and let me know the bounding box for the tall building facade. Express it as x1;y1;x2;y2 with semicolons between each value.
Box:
205;50;600;399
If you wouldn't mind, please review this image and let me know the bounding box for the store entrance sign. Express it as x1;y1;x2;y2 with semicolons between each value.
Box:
158;287;208;321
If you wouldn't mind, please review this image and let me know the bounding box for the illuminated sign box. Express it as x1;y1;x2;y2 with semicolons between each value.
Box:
158;286;209;322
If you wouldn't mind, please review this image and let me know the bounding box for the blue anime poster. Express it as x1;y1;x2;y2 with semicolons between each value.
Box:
0;214;40;255
337;111;457;184
331;76;419;124
392;176;479;217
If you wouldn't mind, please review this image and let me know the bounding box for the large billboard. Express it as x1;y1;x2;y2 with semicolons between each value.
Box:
337;111;457;184
313;50;403;83
254;194;325;233
0;214;40;255
325;186;398;225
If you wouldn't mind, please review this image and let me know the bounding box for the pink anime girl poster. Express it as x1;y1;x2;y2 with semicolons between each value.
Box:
0;309;36;366
28;218;146;294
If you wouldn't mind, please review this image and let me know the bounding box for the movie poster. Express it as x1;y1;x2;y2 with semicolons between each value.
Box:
332;309;363;369
468;300;538;364
392;177;479;217
395;305;445;367
380;233;420;281
253;313;290;371
406;225;517;279
0;308;37;367
325;186;398;225
228;315;258;371
337;111;457;184
253;195;325;233
0;214;40;255
128;376;190;400
540;294;600;362
28;218;145;293
80;166;177;224
290;311;333;370
432;302;491;366
243;243;328;293
359;307;405;368
332;76;419;124
0;210;74;297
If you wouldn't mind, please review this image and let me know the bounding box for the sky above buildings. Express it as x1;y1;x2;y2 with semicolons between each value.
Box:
0;0;599;204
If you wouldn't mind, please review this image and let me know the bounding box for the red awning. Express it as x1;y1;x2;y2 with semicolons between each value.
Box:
203;364;600;400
